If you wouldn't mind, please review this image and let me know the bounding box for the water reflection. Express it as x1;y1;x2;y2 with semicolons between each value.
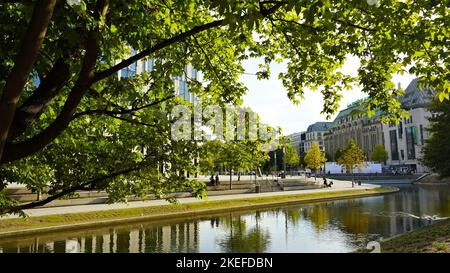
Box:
216;213;271;253
0;184;448;253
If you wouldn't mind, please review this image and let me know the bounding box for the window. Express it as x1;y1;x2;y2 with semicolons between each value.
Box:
405;127;417;160
120;49;138;78
121;62;137;78
371;133;377;150
143;59;154;72
405;116;413;124
398;122;403;139
389;130;399;160
420;125;424;145
364;135;369;150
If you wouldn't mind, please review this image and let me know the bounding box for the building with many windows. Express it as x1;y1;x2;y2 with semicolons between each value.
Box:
324;100;384;161
118;50;200;177
287;131;306;157
304;122;332;153
382;78;436;173
119;50;199;103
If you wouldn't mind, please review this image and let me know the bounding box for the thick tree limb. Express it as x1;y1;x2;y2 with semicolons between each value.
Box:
1;20;223;163
93;20;225;83
0;0;57;161
1;1;286;164
8;58;71;140
1;0;110;163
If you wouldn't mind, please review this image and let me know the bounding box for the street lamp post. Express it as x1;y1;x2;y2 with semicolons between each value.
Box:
274;151;277;174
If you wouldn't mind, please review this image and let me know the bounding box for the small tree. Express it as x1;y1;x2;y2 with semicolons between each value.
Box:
337;139;366;184
304;142;326;180
220;140;269;189
371;144;388;163
199;140;224;175
284;145;300;173
299;152;306;168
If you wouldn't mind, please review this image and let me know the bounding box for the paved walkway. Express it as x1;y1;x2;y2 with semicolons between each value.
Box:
1;179;379;219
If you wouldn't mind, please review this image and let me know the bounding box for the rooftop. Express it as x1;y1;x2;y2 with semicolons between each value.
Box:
400;78;436;109
307;122;333;132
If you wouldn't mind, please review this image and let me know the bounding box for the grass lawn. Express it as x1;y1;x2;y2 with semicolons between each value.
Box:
0;187;395;236
380;218;450;253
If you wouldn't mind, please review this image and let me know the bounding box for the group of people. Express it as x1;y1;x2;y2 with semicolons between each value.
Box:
209;174;220;186
322;177;333;188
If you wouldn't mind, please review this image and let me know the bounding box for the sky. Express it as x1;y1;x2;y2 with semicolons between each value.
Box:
240;56;416;135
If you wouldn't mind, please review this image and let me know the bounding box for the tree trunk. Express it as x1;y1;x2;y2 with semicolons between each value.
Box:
0;0;58;161
8;58;71;140
0;0;110;164
351;167;355;187
229;169;232;190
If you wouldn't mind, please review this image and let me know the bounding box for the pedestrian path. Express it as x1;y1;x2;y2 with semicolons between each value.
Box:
3;179;378;219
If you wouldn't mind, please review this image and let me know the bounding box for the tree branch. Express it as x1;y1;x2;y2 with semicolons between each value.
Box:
0;162;147;215
0;0;58;161
8;58;71;140
332;18;376;32
1;0;110;164
93;20;224;83
102;114;158;127
1;1;287;164
71;95;175;120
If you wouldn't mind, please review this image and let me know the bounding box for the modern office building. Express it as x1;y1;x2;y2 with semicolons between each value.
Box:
287;131;306;156
382;78;436;173
119;51;201;177
119;51;199;103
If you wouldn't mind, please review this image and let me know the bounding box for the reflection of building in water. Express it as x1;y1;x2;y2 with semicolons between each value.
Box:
86;222;199;253
0;222;199;253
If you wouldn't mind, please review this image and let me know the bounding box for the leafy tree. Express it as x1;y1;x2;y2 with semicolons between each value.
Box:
422;100;450;178
284;144;299;172
200;139;270;188
325;152;333;162
299;152;306;168
371;144;388;163
304;141;326;179
0;0;448;214
334;148;344;163
337;139;365;182
218;215;271;253
199;140;224;175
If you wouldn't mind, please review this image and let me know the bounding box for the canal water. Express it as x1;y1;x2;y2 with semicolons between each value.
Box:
0;183;449;253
